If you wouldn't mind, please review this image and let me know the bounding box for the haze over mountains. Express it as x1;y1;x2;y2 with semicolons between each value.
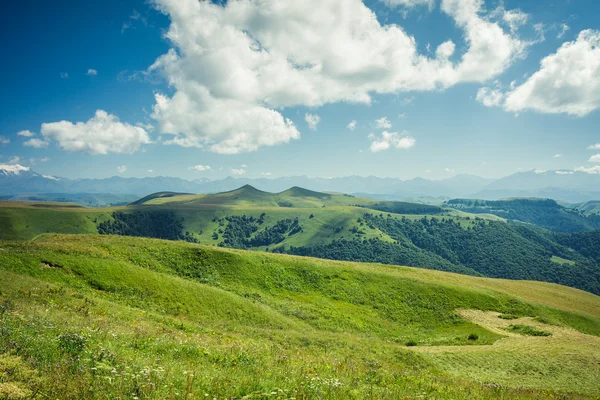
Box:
2;163;600;203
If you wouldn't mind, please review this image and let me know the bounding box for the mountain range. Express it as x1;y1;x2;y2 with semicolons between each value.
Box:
2;163;600;204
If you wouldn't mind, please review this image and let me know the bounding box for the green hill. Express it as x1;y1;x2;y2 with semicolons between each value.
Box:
446;198;600;232
1;188;600;295
1;234;599;399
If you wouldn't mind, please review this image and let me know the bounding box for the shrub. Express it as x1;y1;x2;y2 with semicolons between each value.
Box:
405;340;417;347
468;333;479;341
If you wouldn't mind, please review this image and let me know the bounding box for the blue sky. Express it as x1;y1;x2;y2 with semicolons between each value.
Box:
0;0;599;180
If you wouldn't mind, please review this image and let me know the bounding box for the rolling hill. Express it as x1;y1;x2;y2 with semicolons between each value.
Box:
446;198;600;232
1;186;600;296
0;234;599;399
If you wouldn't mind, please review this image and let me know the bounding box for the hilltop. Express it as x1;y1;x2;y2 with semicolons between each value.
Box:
0;234;599;399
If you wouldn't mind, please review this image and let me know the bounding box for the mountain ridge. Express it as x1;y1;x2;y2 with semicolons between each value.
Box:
2;164;600;203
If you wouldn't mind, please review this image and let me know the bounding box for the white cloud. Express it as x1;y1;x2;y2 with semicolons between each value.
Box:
0;136;10;145
87;69;98;76
189;164;212;172
534;169;547;174
590;154;600;163
494;4;529;34
41;110;151;155
136;122;155;132
230;166;247;176
400;97;415;106
147;169;154;173
556;170;573;175
24;138;49;148
504;30;600;116
40;157;49;162
117;165;127;174
588;143;600;150
380;0;434;9
148;0;526;154
261;172;272;177
8;156;20;165
445;167;455;173
347;120;357;131
476;85;504;107
17;130;35;137
375;117;392;129
553;154;562;158
60;72;69;79
575;165;600;174
557;24;569;39
368;131;415;152
305;113;321;131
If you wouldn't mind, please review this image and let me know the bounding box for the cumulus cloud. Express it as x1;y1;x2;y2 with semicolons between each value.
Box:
588;143;600;150
189;164;212;172
476;85;504;107
368;131;415;152
148;0;526;154
503;30;600;116
347;120;357;131
17;130;36;137
230;166;247;176
534;169;547;174
8;156;20;165
305;113;321;131
445;167;455;173
87;69;98;76
136;122;155;132
0;136;10;145
41;110;151;155
24;138;49;148
555;170;573;175
590;154;600;163
116;165;127;174
575;165;600;174
375;117;392;129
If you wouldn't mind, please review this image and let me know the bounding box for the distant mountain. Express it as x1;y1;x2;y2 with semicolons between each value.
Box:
473;170;600;202
2;164;599;204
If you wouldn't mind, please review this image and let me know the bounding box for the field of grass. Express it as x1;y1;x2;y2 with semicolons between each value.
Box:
1;234;599;399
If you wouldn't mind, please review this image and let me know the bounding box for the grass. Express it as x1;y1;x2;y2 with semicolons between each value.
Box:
0;234;599;398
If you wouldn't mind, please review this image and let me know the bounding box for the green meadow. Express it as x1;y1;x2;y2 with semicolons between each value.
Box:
1;234;599;399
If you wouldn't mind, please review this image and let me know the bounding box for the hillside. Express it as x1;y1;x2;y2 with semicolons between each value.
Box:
446;198;600;232
2;187;600;296
0;234;599;399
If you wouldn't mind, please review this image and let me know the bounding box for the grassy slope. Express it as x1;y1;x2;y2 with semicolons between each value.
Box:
1;234;599;399
0;191;497;248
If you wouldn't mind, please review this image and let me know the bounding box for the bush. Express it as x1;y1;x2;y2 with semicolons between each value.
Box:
405;340;417;347
468;333;479;341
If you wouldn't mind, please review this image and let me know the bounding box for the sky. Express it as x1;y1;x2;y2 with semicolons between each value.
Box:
0;0;599;181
